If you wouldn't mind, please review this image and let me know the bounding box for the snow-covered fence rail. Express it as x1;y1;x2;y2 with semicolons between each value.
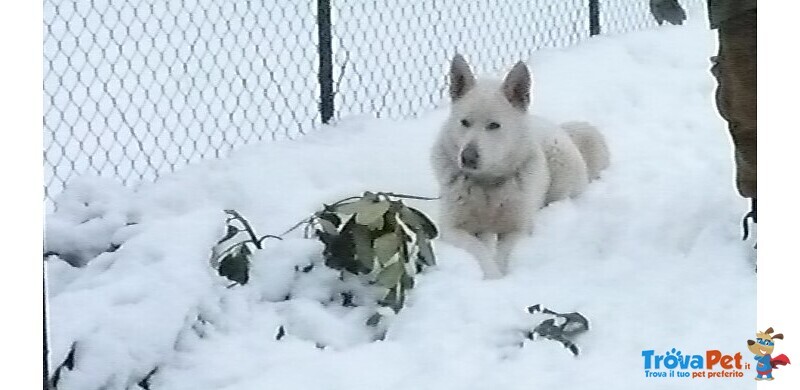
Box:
43;0;704;205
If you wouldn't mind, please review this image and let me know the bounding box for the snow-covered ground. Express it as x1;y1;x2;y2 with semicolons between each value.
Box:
45;21;756;390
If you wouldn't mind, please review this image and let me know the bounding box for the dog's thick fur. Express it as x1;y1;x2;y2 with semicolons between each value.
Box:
430;55;610;279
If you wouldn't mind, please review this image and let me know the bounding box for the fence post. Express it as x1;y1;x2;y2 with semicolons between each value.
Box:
589;0;600;36
317;0;334;124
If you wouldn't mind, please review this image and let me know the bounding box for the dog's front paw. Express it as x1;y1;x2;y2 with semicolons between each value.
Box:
481;263;505;280
475;252;504;280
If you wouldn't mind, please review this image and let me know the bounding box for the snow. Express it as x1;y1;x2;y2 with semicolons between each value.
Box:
45;20;756;390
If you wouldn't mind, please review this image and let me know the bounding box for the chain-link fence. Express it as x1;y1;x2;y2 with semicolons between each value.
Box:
44;0;704;205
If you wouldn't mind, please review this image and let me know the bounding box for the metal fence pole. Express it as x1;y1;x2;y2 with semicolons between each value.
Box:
589;0;601;36
317;0;334;124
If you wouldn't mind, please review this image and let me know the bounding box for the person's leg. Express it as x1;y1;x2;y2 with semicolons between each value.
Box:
712;10;757;235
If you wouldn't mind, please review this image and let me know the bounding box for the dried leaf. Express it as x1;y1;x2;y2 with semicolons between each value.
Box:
367;213;385;230
400;273;415;290
335;199;370;215
317;211;342;228
218;251;249;285
240;243;252;256
317;218;338;236
218;225;239;244
276;325;286;340
325;218;359;273
416;236;435;267
373;233;399;264
366;313;382;327
380;285;404;312
362;191;379;202
352;224;375;271
399;206;439;238
376;261;404;288
355;201;391;226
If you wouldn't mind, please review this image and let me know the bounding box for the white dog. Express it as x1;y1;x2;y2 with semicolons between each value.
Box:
430;54;609;279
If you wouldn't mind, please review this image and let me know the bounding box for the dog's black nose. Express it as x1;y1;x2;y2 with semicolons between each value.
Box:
460;144;480;169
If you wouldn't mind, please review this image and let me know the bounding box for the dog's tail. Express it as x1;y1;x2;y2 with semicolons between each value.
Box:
560;121;610;180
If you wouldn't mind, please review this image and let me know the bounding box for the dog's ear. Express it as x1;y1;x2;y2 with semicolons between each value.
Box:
449;54;475;101
765;327;774;334
502;61;531;110
773;333;784;340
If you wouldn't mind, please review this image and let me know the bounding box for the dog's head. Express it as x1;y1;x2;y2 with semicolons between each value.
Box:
747;327;783;356
442;54;534;177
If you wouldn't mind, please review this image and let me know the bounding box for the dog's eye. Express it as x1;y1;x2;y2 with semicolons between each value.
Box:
460;119;471;127
487;122;501;130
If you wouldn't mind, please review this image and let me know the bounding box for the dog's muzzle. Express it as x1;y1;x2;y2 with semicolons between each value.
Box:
460;143;480;170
